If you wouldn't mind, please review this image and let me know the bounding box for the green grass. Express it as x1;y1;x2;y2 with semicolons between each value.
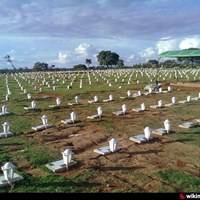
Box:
0;153;10;163
0;70;200;192
23;146;58;167
170;129;200;146
0;169;98;193
156;170;200;192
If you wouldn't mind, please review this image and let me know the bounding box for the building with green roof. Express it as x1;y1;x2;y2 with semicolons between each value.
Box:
159;49;200;64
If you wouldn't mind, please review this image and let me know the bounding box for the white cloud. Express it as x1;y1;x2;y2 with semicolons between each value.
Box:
139;47;156;60
53;52;69;64
128;54;135;60
127;54;135;63
179;37;200;49
159;36;172;41
156;39;178;54
74;43;91;57
93;54;98;63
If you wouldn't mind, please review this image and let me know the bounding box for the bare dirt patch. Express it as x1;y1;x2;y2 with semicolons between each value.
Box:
33;92;63;100
16;85;200;191
171;82;200;89
26;124;110;154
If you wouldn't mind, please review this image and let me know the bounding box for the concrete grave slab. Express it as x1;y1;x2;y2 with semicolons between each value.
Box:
87;114;100;119
132;108;145;113
0;131;13;138
129;134;153;144
32;124;53;131
0;173;23;188
151;128;167;136
178;122;198;129
45;159;77;173
0;112;11;117
93;146;120;155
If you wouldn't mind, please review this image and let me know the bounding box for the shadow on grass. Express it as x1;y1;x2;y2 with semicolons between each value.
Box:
0;142;24;146
9;174;100;192
90;149;163;160
161;138;194;144
90;165;144;171
120;149;162;156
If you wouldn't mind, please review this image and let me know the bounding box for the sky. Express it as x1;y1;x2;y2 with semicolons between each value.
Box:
0;0;200;68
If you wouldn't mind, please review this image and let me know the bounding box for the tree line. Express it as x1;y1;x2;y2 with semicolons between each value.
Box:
1;49;200;73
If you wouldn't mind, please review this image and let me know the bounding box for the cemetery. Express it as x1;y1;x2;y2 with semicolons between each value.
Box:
1;0;200;195
0;68;199;192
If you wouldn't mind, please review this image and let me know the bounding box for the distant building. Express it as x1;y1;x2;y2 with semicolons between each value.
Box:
159;49;200;64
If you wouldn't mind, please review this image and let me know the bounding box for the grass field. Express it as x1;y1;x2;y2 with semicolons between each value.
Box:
0;69;199;192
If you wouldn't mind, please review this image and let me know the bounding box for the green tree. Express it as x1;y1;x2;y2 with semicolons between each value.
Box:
97;50;119;67
117;59;124;67
73;64;87;70
33;62;49;71
147;59;159;66
85;59;92;68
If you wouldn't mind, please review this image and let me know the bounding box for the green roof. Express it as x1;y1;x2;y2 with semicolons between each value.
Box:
159;49;200;58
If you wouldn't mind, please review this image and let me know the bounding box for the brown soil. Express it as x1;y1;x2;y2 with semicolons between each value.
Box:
33;92;63;99
23;121;200;192
17;85;200;191
171;82;200;88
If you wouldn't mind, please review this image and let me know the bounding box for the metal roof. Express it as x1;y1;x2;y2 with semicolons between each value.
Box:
159;49;200;58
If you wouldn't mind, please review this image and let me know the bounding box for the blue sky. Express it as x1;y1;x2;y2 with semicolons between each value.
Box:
0;0;200;68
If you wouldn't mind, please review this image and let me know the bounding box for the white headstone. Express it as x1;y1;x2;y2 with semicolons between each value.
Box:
5;94;9;101
158;100;162;107
2;105;7;114
94;96;98;102
144;127;151;140
168;86;172;92
164;119;171;133
109;94;113;101
27;93;31;100
122;104;127;114
2;122;10;134
109;138;117;152
75;96;80;104
127;90;131;97
1;162;15;183
31;100;36;109
62;149;72;169
187;96;191;102
41;115;48;125
141;103;145;111
70;112;77;123
56;97;61;106
172;96;176;104
97;106;102;117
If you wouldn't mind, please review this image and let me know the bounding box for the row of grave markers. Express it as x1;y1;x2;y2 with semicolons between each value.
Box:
3;68;200;97
2;114;200;186
1;69;200;187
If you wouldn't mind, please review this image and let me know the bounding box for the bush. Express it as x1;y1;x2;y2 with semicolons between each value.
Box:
73;64;87;70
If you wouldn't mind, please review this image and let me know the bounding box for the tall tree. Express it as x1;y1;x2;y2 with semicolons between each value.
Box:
4;55;16;70
117;59;124;67
33;62;49;71
85;58;92;68
97;51;119;67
